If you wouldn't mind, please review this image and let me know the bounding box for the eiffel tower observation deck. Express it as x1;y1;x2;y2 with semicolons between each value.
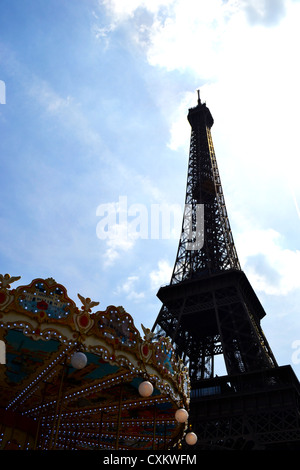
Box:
152;91;300;450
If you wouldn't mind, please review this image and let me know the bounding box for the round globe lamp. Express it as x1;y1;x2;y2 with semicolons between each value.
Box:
185;432;197;445
138;381;154;397
71;351;88;370
175;408;189;423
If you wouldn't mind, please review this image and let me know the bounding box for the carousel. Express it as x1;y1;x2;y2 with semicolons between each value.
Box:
0;274;196;451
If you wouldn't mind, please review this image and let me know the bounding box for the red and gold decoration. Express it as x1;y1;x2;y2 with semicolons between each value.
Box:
0;274;191;450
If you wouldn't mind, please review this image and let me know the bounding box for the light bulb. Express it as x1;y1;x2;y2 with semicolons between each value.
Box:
138;381;154;397
71;351;87;369
185;432;197;445
175;408;189;423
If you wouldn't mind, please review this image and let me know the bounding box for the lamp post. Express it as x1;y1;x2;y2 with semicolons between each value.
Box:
115;380;124;450
34;381;50;450
152;404;157;450
49;357;68;449
49;350;88;449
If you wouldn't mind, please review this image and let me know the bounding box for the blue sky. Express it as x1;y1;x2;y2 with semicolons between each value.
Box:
1;0;300;378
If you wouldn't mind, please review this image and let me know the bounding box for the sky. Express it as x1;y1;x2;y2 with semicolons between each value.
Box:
1;0;300;378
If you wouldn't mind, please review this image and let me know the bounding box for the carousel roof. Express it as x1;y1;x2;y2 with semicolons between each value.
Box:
0;274;190;450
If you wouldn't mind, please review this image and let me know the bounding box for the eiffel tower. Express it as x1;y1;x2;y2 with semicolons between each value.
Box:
152;91;300;450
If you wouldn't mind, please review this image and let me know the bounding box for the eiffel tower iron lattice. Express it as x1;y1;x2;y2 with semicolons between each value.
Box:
152;91;300;450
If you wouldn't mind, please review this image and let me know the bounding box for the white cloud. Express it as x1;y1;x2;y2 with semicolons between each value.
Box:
114;275;145;301
167;90;195;150
236;225;300;296
149;259;173;290
99;0;300;185
241;0;287;26
100;223;138;267
100;0;174;19
146;0;238;78
98;0;300;297
28;79;73;114
27;77;103;150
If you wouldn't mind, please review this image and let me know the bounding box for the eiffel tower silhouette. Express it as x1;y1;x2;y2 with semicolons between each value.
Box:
152;91;300;450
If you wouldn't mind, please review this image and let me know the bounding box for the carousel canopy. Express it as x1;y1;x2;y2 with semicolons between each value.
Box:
0;274;190;451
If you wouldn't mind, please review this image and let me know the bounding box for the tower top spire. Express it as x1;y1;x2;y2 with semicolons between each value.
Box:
197;89;201;105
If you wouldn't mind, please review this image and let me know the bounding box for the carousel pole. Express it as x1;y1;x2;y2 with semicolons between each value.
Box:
98;409;103;449
33;381;49;449
152;404;157;450
49;356;68;449
115;380;124;450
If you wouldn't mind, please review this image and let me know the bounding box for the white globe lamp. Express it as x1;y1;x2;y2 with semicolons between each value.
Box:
175;408;189;423
138;381;154;397
185;432;197;445
71;351;87;369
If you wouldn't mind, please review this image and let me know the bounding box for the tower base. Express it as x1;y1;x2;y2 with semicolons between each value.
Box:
188;365;300;450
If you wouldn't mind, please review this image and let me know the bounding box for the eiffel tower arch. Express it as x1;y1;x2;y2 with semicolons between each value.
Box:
152;91;300;450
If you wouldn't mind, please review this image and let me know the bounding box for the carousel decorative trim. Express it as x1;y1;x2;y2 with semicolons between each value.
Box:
0;274;193;450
